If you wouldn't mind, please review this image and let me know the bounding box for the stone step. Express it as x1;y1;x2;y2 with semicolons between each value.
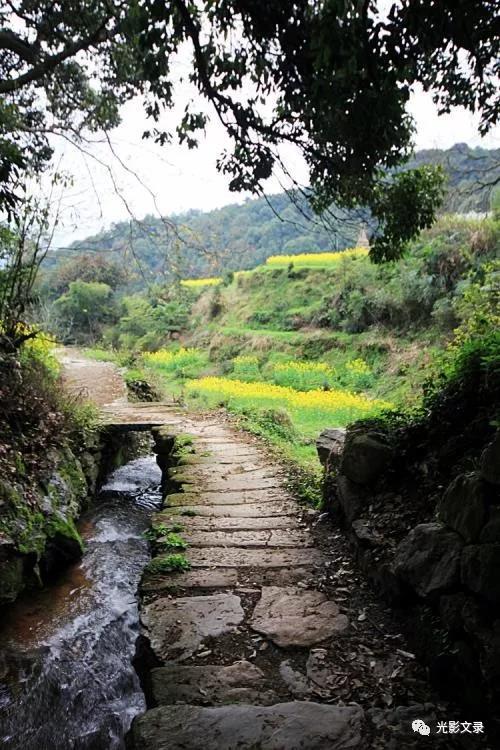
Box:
166;490;290;507
180;529;313;548
155;513;300;531
167;501;298;518
169;464;276;479
186;547;324;569
130;702;364;749
150;660;279;706
168;476;282;492
249;586;350;647
142;593;244;662
141;568;239;594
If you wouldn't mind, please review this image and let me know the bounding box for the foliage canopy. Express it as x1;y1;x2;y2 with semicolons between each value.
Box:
1;1;498;259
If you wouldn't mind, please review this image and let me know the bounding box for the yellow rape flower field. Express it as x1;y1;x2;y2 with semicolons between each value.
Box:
180;277;222;288
265;247;368;267
185;375;391;437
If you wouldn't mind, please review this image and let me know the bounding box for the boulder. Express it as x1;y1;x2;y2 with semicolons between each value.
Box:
393;523;463;598
336;475;368;523
480;508;500;543
316;428;346;469
438;473;487;542
439;593;467;632
461;544;500;604
340;432;393;486
480;432;500;486
351;518;384;548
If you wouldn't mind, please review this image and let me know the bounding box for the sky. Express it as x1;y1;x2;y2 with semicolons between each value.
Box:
50;83;500;249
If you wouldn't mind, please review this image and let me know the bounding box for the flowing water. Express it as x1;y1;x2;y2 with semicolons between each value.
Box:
0;455;162;750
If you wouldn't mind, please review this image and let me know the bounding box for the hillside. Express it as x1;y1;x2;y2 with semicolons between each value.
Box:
42;144;500;289
74;214;499;483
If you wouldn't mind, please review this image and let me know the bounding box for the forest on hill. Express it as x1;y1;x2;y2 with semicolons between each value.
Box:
42;144;500;291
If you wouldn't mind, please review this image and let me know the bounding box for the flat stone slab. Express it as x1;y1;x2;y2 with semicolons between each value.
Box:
169;465;276;479
250;586;349;647
131;701;364;749
156;513;299;531
142;593;244;661
196;444;263;457
202;477;282;491
141;569;239;593
167;501;298;518
182;529;313;548
151;660;278;706
166;490;289;506
187;548;324;569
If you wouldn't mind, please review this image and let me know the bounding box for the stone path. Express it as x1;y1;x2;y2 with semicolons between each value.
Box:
135;419;364;748
61;351;466;750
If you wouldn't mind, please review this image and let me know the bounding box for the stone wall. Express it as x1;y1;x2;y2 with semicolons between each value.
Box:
318;426;500;715
0;426;143;607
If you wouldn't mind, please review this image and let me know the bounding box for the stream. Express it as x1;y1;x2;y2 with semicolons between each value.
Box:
0;455;162;750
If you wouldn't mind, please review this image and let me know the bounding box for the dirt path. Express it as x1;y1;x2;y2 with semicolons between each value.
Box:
61;351;462;750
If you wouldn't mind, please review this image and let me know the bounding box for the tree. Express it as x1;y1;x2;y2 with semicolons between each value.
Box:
1;1;498;259
0;193;56;351
55;280;116;342
42;253;129;298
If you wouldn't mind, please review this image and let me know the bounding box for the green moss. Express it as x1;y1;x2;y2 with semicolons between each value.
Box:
45;514;84;554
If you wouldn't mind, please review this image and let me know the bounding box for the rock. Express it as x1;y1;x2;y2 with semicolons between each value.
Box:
480;508;500;543
141;593;244;661
316;428;346;468
249;586;349;647
151;660;278;706
336;475;368;523
480;432;500;486
279;660;311;698
151;427;176;457
439;593;467;632
351;518;384;548
461;544;500;603
0;556;25;603
340;432;393;486
437;473;487;542
393;523;463;598
477;620;500;681
130;701;365;749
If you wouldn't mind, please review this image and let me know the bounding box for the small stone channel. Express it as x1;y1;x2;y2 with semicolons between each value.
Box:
0;450;162;750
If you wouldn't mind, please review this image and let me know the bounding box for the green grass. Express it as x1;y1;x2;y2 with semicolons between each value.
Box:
145;553;191;574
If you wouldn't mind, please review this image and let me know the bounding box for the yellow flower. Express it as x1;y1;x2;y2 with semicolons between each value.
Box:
185;376;391;415
266;247;369;267
181;277;222;288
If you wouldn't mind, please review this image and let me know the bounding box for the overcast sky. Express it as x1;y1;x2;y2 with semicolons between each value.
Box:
51;83;500;249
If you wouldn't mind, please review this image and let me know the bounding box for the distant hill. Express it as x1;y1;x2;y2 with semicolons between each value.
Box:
44;144;499;287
